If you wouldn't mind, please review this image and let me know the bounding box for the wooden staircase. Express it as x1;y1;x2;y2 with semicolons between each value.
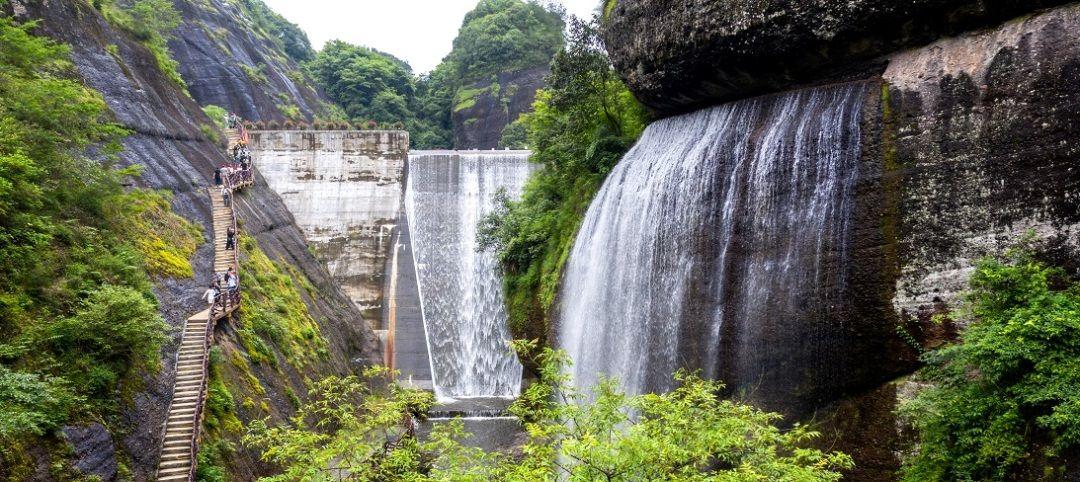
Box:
155;127;250;481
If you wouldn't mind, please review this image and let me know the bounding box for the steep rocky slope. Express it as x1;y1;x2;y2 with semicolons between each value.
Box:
169;0;330;122
452;65;548;149
7;0;378;479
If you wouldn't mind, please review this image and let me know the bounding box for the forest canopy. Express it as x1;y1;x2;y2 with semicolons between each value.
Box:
304;0;565;148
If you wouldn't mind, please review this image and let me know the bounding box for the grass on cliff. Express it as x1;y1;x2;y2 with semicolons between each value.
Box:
238;234;328;369
900;245;1080;481
0;11;198;474
95;0;187;91
478;17;647;340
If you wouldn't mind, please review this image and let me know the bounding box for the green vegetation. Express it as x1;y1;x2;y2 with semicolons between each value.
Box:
122;189;204;278
202;104;229;130
245;342;852;480
478;17;646;339
444;0;564;84
0;10;197;470
238;234;328;369
233;0;315;63
306;41;415;122
900;246;1080;481
96;0;186;90
195;347;241;482
304;0;564;149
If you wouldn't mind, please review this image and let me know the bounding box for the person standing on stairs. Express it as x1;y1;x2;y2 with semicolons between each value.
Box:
202;283;219;309
226;227;236;251
221;184;231;207
226;266;238;294
214;167;222;186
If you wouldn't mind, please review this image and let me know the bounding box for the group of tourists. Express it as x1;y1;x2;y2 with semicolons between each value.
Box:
202;266;239;312
231;140;251;168
202;112;248;314
213;142;252;190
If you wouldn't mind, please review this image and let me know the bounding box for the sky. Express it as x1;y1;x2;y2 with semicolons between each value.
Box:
259;0;602;74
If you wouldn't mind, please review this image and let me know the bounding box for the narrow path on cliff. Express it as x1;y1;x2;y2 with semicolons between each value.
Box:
155;126;254;482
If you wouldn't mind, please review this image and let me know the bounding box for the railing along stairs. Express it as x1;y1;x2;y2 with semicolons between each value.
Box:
155;124;253;481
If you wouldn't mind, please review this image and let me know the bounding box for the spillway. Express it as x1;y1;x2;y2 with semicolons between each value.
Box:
405;151;534;399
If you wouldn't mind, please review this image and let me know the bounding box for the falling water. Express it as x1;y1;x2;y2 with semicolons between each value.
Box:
405;151;533;399
559;83;867;407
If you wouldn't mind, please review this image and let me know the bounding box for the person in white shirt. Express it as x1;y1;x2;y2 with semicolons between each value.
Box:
202;283;218;308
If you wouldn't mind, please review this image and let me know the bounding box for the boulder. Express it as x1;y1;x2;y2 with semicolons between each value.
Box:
602;0;1074;116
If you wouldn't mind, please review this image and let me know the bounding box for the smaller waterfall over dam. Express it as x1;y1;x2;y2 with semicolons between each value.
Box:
559;83;868;411
405;151;533;399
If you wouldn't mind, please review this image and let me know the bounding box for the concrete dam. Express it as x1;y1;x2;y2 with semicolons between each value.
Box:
250;132;529;400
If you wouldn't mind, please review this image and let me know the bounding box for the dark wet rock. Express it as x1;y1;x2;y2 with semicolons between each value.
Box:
169;0;328;122
452;65;548;149
824;6;1080;478
603;0;1075;117
877;4;1080;320
62;424;117;481
10;0;378;479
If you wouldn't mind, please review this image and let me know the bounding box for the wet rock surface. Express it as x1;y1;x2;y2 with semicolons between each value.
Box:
452;65;548;149
169;0;327;121
879;4;1080;320
603;0;1074;117
62;424;117;481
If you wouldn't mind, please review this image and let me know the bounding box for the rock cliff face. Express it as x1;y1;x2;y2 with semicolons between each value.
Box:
880;6;1080;319
169;0;327;121
249;130;409;326
603;0;1076;117
599;1;1080;478
452;65;548;149
8;0;378;479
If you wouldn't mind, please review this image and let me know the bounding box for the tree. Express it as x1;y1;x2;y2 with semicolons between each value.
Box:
446;0;565;83
306;41;416;124
900;245;1080;481
476;15;646;339
246;344;852;481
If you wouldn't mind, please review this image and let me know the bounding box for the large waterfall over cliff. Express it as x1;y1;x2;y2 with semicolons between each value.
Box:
559;83;866;404
406;151;533;399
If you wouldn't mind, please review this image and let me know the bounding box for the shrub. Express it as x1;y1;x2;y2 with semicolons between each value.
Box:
201;104;229;131
266;120;280;130
245;347;852;481
43;286;166;367
282;120;295;129
0;367;81;439
900;247;1080;480
311;120;326;130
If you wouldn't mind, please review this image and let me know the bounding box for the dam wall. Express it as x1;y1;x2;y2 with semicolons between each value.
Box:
250;130;409;328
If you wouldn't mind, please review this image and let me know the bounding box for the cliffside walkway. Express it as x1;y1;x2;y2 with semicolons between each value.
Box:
156;126;254;482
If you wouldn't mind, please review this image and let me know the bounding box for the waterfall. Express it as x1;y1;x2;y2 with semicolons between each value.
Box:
405;151;533;399
559;83;866;405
